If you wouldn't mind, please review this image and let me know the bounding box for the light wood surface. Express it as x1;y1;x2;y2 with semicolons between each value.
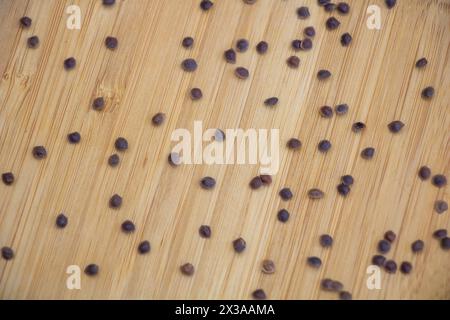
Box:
0;0;449;300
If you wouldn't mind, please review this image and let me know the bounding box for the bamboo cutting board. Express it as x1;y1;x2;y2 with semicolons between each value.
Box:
0;0;449;300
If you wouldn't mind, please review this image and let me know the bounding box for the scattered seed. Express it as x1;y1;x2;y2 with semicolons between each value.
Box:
243;0;258;4
121;220;135;233
319;106;333;118
256;41;268;54
337;183;350;196
32;146;47;159
433;229;447;239
189;88;203;101
341;32;352;46
103;0;115;6
250;176;263;190
372;255;386;267
292;40;302;51
318;0;331;5
286;56;300;68
339;291;352;300
115;137;128;151
378;240;391;254
180;263;195;276
301;38;313;50
309;188;325;199
105;36;118;50
304;26;316;37
84;264;99;276
233;237;246;253
384;230;396;243
200;177;216;189
400;261;412;274
335;103;348;115
384;260;397;273
279;188;293;200
1;247;14;260
307;256;322;268
287;138;302;150
27;36;39;48
337;2;350;14
200;0;213;11
261;259;275;274
317;69;331;80
2;172;14;185
352;121;366;133
67;132;81;144
108;154;120;167
181;58;197;72
199;225;212;238
92;97;105;110
64;57;76;70
138;240;151;254
388;120;404;133
224;49;236;63
432;174;447;188
235;67;249;79
182;37;194;48
434;200;448;214
415;57;428;68
318;140;331;152
277;209;290;223
20;16;32;28
151;113;166;126
321;279;334;291
441;237;450;250
252;289;266;300
214;129;226;142
260;175;272;185
418;166;431;180
264;97;279;107
341;175;354;186
411;240;424;253
320;234;333;247
297;6;310;19
361;147;375;159
326;17;340;30
385;0;397;9
236;39;249;52
168;152;181;166
421;86;434;99
56;213;68;228
324;3;336;12
109;194;122;208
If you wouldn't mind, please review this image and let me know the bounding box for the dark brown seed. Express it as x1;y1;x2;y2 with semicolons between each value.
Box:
301;38;313;50
168;152;181;166
324;3;336;12
287;138;302;150
320;234;333;247
378;240;391;254
182;37;194;48
92;97;105;110
277;209;290;223
421;86;434;99
297;6;310;19
329;280;343;292
340;33;352;46
151;113;166;126
32;146;47;159
337;2;350;14
317;69;332;80
224;49;236;63
64;57;76;70
108;154;120;167
243;0;258;4
307;256;322;268
292;39;302;51
109;194;122;208
181;58;197;72
56;213;68;228
388;120;404;133
384;230;396;243
318;140;331;152
261;259;275;274
341;175;354;186
434;200;448;214
335;103;348;115
200;176;216;189
264;97;278;107
418;166;431;180
1;247;14;260
200;0;213;11
105;36;118;50
180;263;195;276
319;106;333;118
352;121;366;133
233;237;246;253
236;39;249;52
190;88;203;101
361;147;375;159
103;0;115;6
432;174;447;188
20;16;32;28
415;57;428;68
121;220;135;233
2;172;14;185
385;0;397;9
411;240;424;253
308;188;324;199
321;279;334;291
326;17;340;30
260;175;272;185
252;289;266;300
138;241;151;254
337;183;350;196
27;36;39;48
286;56;300;68
250;176;263;190
339;291;352;300
318;0;331;5
384;260;397;273
279;188;293;200
372;255;386;267
400;261;412;274
115;137;128;151
256;41;268;54
304;26;316;37
441;237;450;250
67;132;81;144
433;229;447;239
235;67;249;79
84;264;99;276
199;225;211;238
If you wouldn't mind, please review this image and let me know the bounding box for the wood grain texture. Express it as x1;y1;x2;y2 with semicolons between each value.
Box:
0;0;449;300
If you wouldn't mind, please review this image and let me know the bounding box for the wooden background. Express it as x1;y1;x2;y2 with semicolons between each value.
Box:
0;0;448;300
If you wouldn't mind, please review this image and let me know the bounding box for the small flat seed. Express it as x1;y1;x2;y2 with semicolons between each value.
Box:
321;279;334;291
308;188;324;199
339;291;352;300
279;188;293;201
236;39;249;52
243;0;258;4
415;57;427;68
20;16;32;28
151;113;166;126
433;229;447;239
109;194;122;208
190;88;203;100
388;120;404;133
64;57;76;70
235;67;249;79
105;36;118;50
292;40;302;51
260;175;272;185
434;200;448;214
277;209;290;223
92;97;105;110
441;237;450;250
341;175;354;186
384;260;397;274
84;264;99;276
319;106;333;118
67;132;81;144
261;259;275;274
378;240;391;254
32;146;47;159
384;230;396;243
385;0;397;9
372;255;386;267
304;26;316;37
340;33;352;46
115;137;128;151
287;56;300;68
431;174;447;188
1;247;14;260
252;289;266;300
56;214;68;228
324;3;336;12
264;97;278;107
200;176;216;189
318;0;331;5
320;234;333;247
318;140;331;152
297;7;310;19
249;176;263;190
138;241;151;254
121;220;135;233
108;154;120;167
103;0;115;6
200;0;213;11
287;138;302;150
2;172;14;185
307;256;322;268
411;240;424;253
168;152;181;166
301;38;313;50
224;49;236;63
233;237;246;253
418;166;431;180
181;59;197;72
335;103;348;115
214;129;226;142
199;225;211;238
337;2;350;14
361;147;375;159
27;36;39;48
180;263;195;276
352;122;366;133
326;17;340;30
256;41;268;54
421;86;434;99
400;261;412;274
182;37;194;48
317;69;332;80
337;183;350;196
